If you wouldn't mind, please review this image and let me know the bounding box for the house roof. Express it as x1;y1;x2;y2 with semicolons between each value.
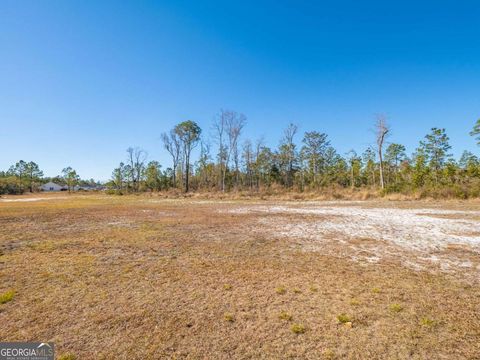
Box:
42;182;63;187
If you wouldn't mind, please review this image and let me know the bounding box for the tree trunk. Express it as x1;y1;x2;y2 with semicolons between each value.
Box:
379;150;385;190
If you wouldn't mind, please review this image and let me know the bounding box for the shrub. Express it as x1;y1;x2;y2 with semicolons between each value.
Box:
0;290;15;304
420;317;435;327
389;303;403;313
279;311;292;321
291;323;305;334
349;298;360;306
336;313;351;324
0;177;25;195
224;313;234;322
275;286;287;295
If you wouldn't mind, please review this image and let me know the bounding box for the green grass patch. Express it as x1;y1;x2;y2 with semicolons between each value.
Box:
275;286;287;295
224;313;235;322
389;303;403;313
0;290;15;304
349;298;360;306
279;311;292;321
336;313;351;324
291;323;305;334
420;317;435;327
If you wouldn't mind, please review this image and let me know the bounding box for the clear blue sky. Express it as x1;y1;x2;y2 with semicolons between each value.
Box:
1;0;479;180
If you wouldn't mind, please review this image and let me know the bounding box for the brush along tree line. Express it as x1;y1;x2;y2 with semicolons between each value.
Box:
2;116;480;198
109;114;480;198
0;162;98;195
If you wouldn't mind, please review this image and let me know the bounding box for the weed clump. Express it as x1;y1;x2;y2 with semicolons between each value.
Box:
291;323;305;334
420;317;435;327
372;287;381;294
350;298;360;306
310;286;318;293
293;288;302;294
224;313;235;322
389;303;403;313
279;311;292;321
58;354;76;360
276;286;287;295
223;284;232;291
0;290;15;304
336;313;351;324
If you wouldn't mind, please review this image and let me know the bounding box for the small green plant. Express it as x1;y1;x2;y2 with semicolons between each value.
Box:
309;285;318;293
350;298;360;306
420;317;435;327
223;284;232;291
291;323;305;334
372;287;381;294
336;313;351;324
293;288;302;294
279;311;292;321
389;303;403;313
0;290;15;304
276;286;287;295
58;354;76;360
224;313;235;322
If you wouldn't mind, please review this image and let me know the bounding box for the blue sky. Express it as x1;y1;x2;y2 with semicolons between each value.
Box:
0;0;479;180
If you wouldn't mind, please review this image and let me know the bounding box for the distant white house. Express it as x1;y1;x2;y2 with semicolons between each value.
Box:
40;182;66;192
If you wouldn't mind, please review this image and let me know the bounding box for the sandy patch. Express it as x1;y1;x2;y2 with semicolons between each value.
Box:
226;205;480;278
0;196;69;202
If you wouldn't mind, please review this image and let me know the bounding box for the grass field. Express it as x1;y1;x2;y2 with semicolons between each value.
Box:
0;194;479;359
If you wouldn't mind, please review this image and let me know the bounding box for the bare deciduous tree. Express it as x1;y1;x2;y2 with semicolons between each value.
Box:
127;147;147;192
280;123;298;188
213;109;246;192
375;114;390;190
161;130;181;187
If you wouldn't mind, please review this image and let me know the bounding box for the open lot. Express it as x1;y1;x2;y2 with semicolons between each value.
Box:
0;194;479;359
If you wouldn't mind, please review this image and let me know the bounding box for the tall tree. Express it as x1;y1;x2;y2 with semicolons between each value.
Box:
24;162;44;192
374;114;390;190
145;161;163;192
346;150;361;189
278;123;298;188
385;143;406;185
362;147;376;187
126;147;147;192
62;167;80;192
111;162;126;191
420;128;452;185
470;119;480;146
161;130;182;188
301;131;330;187
8;160;27;180
213;110;246;191
175;120;201;192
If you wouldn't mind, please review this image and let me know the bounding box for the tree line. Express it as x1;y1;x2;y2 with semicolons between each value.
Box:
1;115;479;197
0;161;98;195
107;113;480;198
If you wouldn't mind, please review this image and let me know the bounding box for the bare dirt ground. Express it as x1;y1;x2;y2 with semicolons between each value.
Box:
0;194;479;359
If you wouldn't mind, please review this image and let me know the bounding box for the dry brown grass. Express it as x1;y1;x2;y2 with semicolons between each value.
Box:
0;194;479;359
